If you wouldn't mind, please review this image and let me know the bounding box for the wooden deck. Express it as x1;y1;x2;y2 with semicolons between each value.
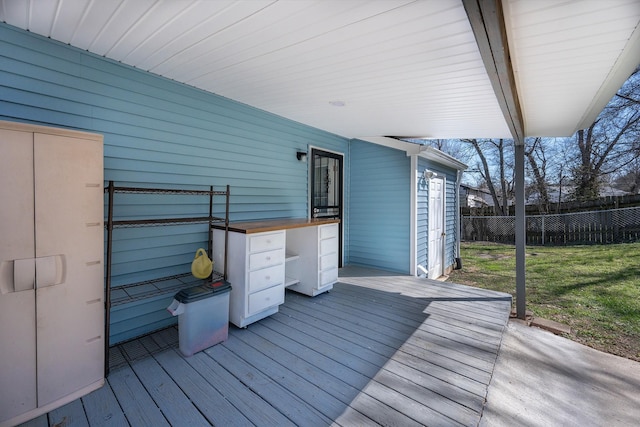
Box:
20;266;512;427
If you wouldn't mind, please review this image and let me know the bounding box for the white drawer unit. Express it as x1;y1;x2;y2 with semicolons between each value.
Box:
213;219;339;327
287;222;339;296
213;229;285;328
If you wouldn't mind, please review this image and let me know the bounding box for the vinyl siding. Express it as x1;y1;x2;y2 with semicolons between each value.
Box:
0;24;348;344
416;166;429;271
417;157;460;273
348;139;411;273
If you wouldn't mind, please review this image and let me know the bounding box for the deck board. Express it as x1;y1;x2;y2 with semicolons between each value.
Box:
81;377;129;426
26;266;511;427
128;356;210;427
47;398;89;427
153;349;254;427
107;364;169;427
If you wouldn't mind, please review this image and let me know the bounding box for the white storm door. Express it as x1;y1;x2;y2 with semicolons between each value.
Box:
428;176;445;279
0;128;38;422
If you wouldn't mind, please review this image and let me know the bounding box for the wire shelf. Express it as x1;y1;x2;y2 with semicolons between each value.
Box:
108;216;227;228
105;186;227;196
110;271;225;306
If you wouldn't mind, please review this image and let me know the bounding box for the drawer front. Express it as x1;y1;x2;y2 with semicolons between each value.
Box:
248;285;284;315
319;223;338;239
319;253;338;271
249;231;285;253
249;248;285;271
319;236;337;256
319;267;338;287
248;264;284;293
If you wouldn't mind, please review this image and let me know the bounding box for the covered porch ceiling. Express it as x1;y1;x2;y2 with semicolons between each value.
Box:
1;0;639;141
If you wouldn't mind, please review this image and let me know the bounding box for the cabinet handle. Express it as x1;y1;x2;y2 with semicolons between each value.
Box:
265;276;270;280
266;239;271;244
266;256;271;261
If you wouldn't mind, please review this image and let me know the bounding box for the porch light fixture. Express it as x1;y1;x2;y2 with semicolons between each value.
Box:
423;170;437;179
296;151;307;162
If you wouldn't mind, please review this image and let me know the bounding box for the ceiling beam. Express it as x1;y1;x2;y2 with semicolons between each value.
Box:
463;0;525;145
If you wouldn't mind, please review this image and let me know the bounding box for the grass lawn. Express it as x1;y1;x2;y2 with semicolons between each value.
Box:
448;241;640;361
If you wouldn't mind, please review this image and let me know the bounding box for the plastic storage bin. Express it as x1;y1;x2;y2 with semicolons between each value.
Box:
167;281;231;357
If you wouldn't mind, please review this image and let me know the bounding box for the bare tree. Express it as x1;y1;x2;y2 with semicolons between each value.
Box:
412;138;476;167
463;138;513;215
570;68;640;201
524;137;550;212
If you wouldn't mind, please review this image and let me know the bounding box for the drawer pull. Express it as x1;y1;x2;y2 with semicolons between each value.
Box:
266;256;271;261
265;275;270;280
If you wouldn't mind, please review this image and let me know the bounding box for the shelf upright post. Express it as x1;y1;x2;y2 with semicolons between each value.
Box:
208;185;214;269
104;181;115;377
224;185;230;280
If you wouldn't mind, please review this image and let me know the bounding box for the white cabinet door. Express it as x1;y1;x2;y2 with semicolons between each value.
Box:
0;125;104;425
0;129;38;422
34;133;104;406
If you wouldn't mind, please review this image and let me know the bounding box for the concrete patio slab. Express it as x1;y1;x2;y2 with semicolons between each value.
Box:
480;319;640;427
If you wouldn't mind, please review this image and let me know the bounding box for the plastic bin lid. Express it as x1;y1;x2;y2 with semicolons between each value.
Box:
174;281;231;303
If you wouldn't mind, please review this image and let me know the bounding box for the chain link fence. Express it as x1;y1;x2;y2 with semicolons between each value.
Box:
462;206;640;245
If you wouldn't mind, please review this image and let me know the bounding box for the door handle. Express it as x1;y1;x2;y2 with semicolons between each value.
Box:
36;255;65;288
13;258;35;292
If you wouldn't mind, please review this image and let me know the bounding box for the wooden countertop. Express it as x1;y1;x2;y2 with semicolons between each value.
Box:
213;218;340;234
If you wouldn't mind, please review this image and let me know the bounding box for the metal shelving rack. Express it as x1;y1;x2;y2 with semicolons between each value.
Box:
103;181;229;375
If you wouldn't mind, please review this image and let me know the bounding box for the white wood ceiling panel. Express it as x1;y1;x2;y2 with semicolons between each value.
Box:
87;0;158;56
202;3;467;91
122;1;250;70
187;1;485;121
0;0;511;138
0;0;29;28
2;0;638;139
105;0;198;61
50;0;90;44
25;0;59;36
506;0;640;136
67;0;123;50
175;0;404;83
142;0;277;74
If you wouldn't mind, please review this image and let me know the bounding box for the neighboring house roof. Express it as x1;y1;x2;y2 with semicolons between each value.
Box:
461;184;491;195
528;184;633;204
0;1;637;141
460;184;494;207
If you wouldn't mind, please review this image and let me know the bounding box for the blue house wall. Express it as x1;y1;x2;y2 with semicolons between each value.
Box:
348;139;411;273
0;24;349;343
417;157;460;273
1;23;464;344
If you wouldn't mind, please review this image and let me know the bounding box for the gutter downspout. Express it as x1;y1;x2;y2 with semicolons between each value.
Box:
455;169;463;270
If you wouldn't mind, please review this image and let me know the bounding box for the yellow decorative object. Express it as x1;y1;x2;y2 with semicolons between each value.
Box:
191;248;213;279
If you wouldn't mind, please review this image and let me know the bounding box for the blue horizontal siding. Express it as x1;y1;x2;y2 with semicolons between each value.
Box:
416;168;429;271
1;23;348;344
348;139;410;273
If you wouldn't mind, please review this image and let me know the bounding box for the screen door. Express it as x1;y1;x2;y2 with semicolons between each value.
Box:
311;148;343;266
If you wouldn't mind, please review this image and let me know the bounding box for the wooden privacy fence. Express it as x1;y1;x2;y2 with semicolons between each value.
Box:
462;207;640;245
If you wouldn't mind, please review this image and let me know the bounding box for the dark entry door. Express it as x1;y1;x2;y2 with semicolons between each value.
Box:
311;148;343;267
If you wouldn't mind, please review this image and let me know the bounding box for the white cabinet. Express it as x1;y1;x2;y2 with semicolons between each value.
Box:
287;223;339;296
214;229;286;328
213;219;339;328
0;121;104;427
